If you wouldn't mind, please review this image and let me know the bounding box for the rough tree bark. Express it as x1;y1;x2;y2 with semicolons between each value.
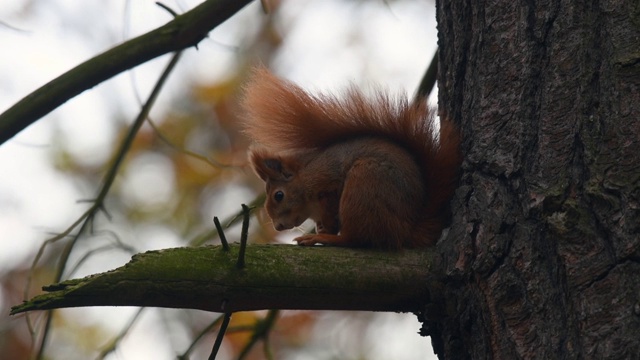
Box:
426;0;640;359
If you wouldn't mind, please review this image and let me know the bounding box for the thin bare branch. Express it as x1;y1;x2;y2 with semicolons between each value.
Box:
31;49;184;360
209;312;232;360
0;0;252;145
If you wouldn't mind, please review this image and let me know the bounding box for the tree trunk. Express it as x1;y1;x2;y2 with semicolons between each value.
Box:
428;0;640;358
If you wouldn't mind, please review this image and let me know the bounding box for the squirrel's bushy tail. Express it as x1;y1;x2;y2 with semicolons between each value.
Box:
243;68;461;246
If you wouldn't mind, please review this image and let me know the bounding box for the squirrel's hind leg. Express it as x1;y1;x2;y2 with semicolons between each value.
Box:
337;158;415;249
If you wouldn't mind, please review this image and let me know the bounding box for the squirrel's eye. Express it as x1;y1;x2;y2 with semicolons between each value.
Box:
274;191;284;202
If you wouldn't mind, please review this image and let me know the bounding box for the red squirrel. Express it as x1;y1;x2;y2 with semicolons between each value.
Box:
243;68;460;249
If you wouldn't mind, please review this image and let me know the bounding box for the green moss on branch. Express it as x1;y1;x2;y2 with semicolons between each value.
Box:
12;244;434;314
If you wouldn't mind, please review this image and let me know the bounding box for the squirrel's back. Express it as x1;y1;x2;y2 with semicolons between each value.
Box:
243;68;460;247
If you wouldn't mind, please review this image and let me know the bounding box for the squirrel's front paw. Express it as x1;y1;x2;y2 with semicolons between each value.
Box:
294;233;346;246
294;235;319;246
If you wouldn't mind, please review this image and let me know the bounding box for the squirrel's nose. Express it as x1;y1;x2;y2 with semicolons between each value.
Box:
275;223;285;231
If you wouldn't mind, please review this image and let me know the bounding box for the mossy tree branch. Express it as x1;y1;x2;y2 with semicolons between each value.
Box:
0;0;252;145
12;245;434;315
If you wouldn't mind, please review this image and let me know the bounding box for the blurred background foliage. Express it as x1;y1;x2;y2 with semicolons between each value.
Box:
0;0;437;359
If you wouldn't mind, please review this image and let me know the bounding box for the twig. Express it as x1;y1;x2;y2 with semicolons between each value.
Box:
188;196;263;247
237;204;251;269
208;312;232;360
414;48;439;101
155;2;179;17
214;217;230;251
178;314;226;360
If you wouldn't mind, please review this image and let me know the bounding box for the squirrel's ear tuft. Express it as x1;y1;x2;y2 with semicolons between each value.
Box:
249;148;297;181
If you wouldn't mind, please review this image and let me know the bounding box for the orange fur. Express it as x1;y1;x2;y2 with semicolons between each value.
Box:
243;67;460;249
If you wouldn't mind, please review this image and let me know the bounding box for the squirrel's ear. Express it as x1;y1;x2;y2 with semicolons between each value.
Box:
249;148;297;181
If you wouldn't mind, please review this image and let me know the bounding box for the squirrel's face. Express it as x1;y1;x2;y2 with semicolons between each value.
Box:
250;150;310;232
265;182;309;231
